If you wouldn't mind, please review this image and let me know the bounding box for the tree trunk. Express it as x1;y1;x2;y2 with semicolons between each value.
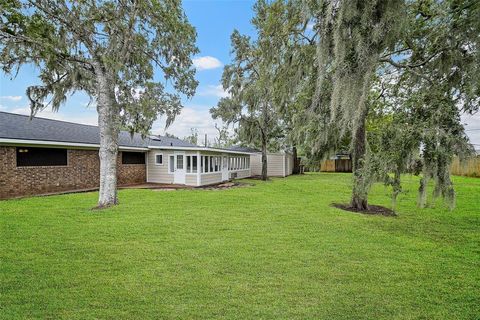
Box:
418;174;428;208
292;146;299;174
261;134;268;181
351;111;368;210
391;170;401;212
96;69;120;208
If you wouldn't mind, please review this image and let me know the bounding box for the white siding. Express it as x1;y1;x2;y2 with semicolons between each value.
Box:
146;150;174;184
250;152;293;177
201;173;223;185
148;149;253;186
251;153;263;176
285;153;294;176
185;174;197;186
235;169;251;179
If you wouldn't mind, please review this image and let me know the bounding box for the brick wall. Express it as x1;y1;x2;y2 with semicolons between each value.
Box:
0;146;146;199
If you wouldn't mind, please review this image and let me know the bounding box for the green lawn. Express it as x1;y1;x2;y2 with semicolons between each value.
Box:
0;173;479;319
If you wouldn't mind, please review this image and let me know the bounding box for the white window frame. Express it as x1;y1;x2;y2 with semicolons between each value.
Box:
186;155;191;173
155;152;164;165
168;154;175;174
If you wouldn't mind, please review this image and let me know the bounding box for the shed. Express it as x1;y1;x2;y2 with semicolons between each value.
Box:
320;153;352;172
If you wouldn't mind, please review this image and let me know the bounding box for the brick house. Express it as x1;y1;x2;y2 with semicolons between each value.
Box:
0;112;256;199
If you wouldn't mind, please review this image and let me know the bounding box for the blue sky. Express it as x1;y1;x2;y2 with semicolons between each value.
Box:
0;0;479;149
0;0;257;142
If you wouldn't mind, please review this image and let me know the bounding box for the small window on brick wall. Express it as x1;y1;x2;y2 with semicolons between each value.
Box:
122;152;145;164
16;147;68;167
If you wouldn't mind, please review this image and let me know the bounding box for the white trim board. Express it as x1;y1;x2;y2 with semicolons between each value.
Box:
147;145;252;155
0;138;148;151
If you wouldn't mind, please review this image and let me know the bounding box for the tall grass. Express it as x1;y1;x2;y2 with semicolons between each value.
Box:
451;156;480;177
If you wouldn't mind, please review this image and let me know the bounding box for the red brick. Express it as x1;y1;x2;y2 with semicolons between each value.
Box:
0;147;146;199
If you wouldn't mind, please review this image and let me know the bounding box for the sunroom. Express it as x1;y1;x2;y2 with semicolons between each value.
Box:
146;147;252;187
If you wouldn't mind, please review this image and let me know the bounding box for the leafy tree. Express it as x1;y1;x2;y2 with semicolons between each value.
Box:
184;128;198;145
367;0;479;210
211;123;235;148
0;0;198;207
283;0;478;210
210;1;287;180
164;132;180;139
305;0;406;210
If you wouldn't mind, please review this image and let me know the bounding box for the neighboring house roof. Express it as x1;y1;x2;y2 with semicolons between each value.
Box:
227;145;261;153
0;111;190;150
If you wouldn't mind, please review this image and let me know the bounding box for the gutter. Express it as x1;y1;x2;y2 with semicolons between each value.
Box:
0;138;149;151
147;145;254;155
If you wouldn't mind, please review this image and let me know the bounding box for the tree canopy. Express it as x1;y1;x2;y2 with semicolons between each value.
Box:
240;0;479;211
0;0;198;206
211;0;289;180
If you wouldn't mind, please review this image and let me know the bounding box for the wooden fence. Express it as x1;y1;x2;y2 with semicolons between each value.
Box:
450;156;480;177
320;159;352;172
319;157;479;177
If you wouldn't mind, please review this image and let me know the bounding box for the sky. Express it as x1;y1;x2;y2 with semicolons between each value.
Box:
0;0;257;144
0;0;479;151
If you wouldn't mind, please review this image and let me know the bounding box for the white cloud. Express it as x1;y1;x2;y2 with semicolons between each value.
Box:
8;106;98;126
0;95;22;102
151;106;229;144
192;56;223;71
462;112;480;152
198;84;230;98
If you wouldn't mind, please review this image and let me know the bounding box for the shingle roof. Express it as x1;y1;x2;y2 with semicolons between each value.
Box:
148;135;197;148
0;111;195;148
226;145;261;153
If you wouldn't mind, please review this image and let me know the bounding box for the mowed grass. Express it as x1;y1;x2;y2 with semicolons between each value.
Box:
0;173;479;319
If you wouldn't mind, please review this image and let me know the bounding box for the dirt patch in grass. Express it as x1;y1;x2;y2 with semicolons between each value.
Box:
248;175;270;181
200;181;254;190
331;203;396;217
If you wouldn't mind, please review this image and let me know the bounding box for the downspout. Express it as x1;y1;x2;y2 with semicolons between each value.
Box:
196;151;201;186
145;151;149;183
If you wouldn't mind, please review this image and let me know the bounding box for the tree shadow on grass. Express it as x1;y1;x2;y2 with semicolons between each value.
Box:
331;203;397;217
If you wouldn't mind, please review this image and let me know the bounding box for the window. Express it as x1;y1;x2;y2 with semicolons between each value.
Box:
169;155;174;173
16;147;67;167
186;155;198;173
192;156;198;173
122;152;145;164
204;156;209;173
177;154;184;169
155;153;163;165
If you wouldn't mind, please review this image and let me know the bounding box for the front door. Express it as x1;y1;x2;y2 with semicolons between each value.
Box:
222;156;229;181
173;152;186;184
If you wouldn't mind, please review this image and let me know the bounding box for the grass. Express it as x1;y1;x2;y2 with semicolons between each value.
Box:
0;173;479;319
